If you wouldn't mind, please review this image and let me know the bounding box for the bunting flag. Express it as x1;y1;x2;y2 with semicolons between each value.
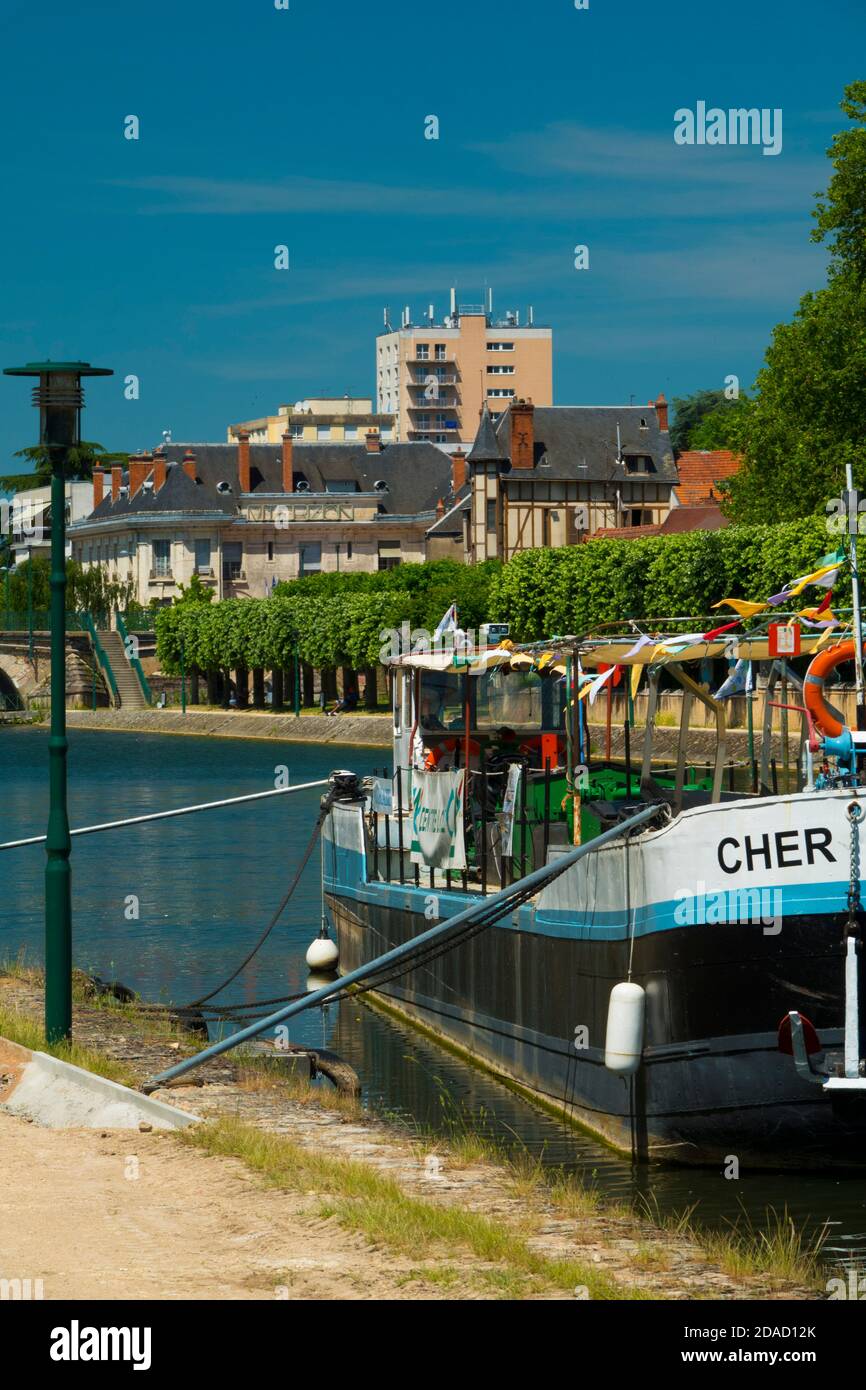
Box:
711;598;769;619
589;665;617;705
623;634;653;660
631;661;643;703
713;549;845;622
433;603;458;640
701;618;741;641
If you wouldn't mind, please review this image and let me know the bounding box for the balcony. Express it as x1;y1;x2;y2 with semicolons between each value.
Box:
148;568;174;581
406;352;455;364
408;394;459;409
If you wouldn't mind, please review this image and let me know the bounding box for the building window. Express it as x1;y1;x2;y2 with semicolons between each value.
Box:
488;388;515;398
152;539;171;577
325;479;357;493
267;541;275;562
316;426;331;440
346;541;353;560
291;423;304;438
299;542;321;576
222;541;243;581
486;501;497;533
415;344;429;360
434;344;446;360
624;455;656;474
487;364;515;374
194;538;211;574
488;341;514;352
345;426;358;440
378;542;401;571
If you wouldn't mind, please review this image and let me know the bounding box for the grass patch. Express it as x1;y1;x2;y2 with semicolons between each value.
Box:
181;1116;643;1300
697;1206;827;1288
0;1003;138;1087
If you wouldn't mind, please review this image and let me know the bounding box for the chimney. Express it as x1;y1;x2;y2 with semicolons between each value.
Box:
182;449;196;482
436;497;445;518
154;453;168;491
510;398;535;470
365;429;382;454
281;431;294;492
93;470;105;508
237;429;251;492
653;393;669;432
128;454;148;498
111;465;122;503
451;447;467;494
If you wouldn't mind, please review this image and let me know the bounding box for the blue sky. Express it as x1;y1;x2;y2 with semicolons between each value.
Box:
0;0;863;466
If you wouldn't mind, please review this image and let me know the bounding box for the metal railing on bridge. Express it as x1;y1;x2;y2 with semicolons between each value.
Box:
0;611;86;633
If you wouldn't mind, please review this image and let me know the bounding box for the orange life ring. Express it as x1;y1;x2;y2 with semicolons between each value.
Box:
425;737;480;770
803;640;857;738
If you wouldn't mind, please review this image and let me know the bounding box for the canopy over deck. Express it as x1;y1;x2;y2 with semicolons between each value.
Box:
389;630;837;676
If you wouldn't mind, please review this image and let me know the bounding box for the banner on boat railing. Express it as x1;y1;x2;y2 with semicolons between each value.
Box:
499;763;522;857
410;768;466;870
370;776;394;815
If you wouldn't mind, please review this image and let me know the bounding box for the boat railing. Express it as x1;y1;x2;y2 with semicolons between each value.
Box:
367;754;574;896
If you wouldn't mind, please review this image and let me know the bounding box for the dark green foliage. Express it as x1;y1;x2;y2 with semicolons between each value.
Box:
487;518;834;640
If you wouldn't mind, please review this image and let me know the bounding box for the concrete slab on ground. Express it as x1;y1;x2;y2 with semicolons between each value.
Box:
0;1037;199;1130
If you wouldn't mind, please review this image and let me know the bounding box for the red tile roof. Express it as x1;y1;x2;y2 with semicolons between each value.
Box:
588;522;664;541
661;504;728;533
674;450;741;506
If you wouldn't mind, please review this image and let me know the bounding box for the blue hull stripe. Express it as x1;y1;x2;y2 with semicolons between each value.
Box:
324;842;856;941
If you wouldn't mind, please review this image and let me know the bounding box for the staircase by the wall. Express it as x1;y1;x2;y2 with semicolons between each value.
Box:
96;629;148;709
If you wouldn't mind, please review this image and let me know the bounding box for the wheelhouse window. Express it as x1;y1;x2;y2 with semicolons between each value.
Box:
474;668;565;734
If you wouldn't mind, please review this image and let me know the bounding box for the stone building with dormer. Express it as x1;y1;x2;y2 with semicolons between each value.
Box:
69;429;455;606
426;394;679;562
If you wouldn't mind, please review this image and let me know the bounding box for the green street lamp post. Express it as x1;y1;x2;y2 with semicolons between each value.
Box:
4;361;112;1042
26;544;33;662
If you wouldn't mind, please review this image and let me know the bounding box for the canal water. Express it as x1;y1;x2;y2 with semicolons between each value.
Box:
2;726;865;1276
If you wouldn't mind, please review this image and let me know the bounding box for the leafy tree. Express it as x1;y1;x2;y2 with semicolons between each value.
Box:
173;573;214;605
722;82;866;523
722;276;866;522
812;79;866;283
12;440;128;485
688;395;751;453
670;390;726;454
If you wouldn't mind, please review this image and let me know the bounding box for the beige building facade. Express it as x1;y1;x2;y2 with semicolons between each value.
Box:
227;396;394;446
376;291;553;444
69;433;454;607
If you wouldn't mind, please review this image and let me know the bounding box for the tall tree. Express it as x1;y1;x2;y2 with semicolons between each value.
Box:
723;81;866;523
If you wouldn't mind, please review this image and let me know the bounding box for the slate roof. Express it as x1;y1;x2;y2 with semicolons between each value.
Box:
491;404;678;484
673;450;741;506
467;407;505;464
75;440;453;525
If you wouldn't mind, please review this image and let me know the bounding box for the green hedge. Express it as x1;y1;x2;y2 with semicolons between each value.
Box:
156;517;840;672
487;517;836;639
156;592;418;674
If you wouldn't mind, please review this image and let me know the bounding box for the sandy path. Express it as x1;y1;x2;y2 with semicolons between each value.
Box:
0;1113;446;1301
